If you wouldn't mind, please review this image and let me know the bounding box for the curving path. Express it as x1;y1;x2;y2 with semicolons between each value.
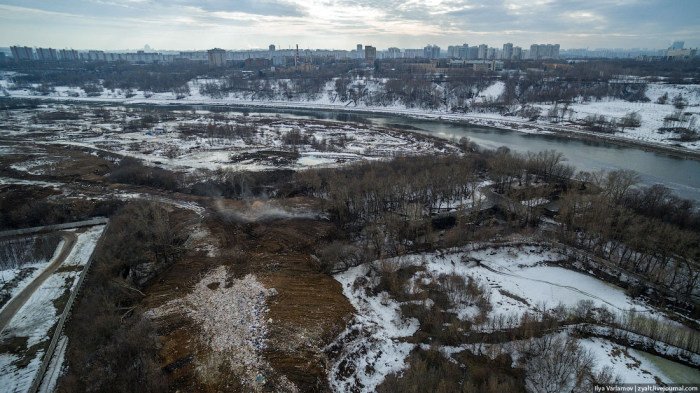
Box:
479;261;652;313
0;231;77;333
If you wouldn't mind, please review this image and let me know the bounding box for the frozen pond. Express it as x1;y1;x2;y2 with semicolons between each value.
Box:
632;349;700;384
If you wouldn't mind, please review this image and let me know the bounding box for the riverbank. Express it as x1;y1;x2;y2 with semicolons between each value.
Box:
176;99;700;161
5;93;700;161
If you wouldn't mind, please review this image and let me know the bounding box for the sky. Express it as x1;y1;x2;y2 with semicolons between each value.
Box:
0;0;698;51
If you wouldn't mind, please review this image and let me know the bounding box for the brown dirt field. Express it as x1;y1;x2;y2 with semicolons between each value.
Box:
142;207;353;392
0;143;113;183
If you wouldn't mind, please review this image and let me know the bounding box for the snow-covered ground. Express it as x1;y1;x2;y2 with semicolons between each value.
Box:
398;244;659;324
0;238;64;315
0;177;62;189
579;336;700;384
0;105;458;173
329;263;419;393
0;225;104;393
2;75;698;151
328;243;691;391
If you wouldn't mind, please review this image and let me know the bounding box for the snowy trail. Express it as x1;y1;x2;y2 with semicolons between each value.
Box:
0;232;76;333
479;262;650;313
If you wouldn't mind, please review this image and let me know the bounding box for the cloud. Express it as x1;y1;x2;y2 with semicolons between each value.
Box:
172;0;307;17
0;0;698;49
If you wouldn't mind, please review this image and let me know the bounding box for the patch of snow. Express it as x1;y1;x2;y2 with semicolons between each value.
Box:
149;266;294;391
37;336;67;393
328;263;419;393
0;225;104;393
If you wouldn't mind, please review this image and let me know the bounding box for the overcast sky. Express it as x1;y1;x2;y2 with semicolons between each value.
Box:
1;0;698;51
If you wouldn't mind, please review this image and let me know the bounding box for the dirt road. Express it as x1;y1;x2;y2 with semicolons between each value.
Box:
0;231;77;332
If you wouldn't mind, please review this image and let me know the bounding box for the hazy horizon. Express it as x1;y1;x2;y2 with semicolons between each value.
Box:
1;0;698;51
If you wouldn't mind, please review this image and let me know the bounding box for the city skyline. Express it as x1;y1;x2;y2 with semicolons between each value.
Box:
1;0;699;51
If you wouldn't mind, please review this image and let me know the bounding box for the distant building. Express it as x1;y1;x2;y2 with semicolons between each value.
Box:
512;46;522;60
356;44;363;59
666;46;697;60
386;47;401;59
272;55;287;66
10;46;33;61
364;45;377;62
467;46;479;60
87;50;106;61
447;44;469;59
269;44;276;52
487;47;496;60
59;49;79;61
502;43;513;60
450;59;503;72
458;44;469;59
178;51;208;62
244;58;271;69
0;52;5;64
529;44;560;59
36;47;58;61
447;45;458;58
207;48;226;67
670;41;684;50
423;44;440;59
477;44;488;59
403;49;423;59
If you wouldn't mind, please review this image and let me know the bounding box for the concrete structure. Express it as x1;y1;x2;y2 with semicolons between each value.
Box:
59;49;79;61
269;44;276;52
529;44;560;59
666;47;697;60
86;50;105;61
356;44;363;59
386;47;401;59
364;45;377;62
10;46;33;61
487;47;496;59
178;51;208;62
403;49;423;59
36;48;58;61
207;48;226;67
477;44;488;59
458;44;469;59
671;41;684;50
502;43;513;60
512;46;522;60
448;59;503;71
423;44;440;59
447;45;457;58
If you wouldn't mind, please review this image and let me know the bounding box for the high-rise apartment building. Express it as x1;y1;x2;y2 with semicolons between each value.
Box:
671;41;684;50
458;44;469;59
487;47;496;59
207;48;226;67
477;44;488;59
447;46;457;58
10;46;34;61
502;43;513;60
529;44;560;59
423;45;440;59
387;47;401;59
36;47;58;61
512;46;522;60
364;45;377;62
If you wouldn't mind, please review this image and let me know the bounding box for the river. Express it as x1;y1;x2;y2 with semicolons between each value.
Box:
145;104;700;202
